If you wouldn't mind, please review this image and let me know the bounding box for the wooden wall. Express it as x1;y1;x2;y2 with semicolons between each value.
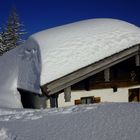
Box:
72;56;140;91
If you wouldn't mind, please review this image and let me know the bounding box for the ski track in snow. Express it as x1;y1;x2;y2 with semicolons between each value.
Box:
0;104;96;121
0;103;140;140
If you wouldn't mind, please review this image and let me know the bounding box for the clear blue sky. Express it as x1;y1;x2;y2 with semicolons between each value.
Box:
0;0;140;37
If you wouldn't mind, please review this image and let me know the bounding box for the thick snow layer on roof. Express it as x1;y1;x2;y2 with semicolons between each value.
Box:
25;18;140;85
0;103;140;140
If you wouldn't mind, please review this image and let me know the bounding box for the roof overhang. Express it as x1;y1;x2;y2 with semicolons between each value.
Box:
41;44;140;95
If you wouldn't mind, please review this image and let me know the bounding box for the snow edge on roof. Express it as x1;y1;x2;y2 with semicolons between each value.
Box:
26;18;140;84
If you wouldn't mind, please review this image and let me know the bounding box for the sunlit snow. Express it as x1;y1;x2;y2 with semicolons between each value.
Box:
0;103;140;140
27;18;140;84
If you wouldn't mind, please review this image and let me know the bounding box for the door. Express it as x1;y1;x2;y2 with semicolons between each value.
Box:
129;88;140;102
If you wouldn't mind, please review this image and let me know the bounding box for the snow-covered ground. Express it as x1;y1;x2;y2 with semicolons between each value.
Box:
0;103;140;140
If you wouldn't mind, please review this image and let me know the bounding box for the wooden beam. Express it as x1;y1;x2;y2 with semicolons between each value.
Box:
88;80;140;90
42;45;140;95
104;68;110;82
50;94;59;108
135;54;140;66
85;78;91;91
46;52;138;95
64;86;71;102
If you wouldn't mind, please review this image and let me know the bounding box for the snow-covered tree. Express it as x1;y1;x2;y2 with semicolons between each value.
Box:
0;31;2;47
0;30;4;55
1;7;25;54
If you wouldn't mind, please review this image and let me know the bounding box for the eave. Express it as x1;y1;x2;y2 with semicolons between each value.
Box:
41;44;140;95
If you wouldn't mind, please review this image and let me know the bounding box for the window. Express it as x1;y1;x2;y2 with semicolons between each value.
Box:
75;96;101;105
81;97;94;104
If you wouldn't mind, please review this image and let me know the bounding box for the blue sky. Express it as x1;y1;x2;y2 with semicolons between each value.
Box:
0;0;140;37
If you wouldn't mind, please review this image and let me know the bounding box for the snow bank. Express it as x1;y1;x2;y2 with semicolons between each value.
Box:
0;42;41;108
0;103;140;140
25;18;140;85
0;47;23;108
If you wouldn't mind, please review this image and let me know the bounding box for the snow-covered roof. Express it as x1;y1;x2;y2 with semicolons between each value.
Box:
25;18;140;85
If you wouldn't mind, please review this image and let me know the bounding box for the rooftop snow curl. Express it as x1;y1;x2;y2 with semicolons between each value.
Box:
25;18;140;85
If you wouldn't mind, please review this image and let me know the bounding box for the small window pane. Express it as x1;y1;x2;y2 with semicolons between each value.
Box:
81;98;86;104
87;98;92;104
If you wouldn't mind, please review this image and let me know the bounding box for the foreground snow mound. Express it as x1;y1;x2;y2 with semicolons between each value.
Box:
0;47;23;108
0;42;41;108
25;18;140;84
0;103;140;140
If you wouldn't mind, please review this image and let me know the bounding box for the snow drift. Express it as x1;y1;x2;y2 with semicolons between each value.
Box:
0;103;140;140
0;43;41;108
0;46;23;108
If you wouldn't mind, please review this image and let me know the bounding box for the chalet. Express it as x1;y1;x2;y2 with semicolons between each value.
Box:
18;18;140;108
1;18;140;109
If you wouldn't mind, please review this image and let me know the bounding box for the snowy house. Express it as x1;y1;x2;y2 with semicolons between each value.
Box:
1;18;140;108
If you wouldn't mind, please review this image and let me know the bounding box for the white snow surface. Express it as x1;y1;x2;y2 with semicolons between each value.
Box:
0;103;140;140
0;44;41;108
0;47;23;108
25;18;140;85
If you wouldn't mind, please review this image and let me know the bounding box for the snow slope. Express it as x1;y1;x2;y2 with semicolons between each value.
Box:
0;46;23;108
25;18;140;85
0;44;41;108
0;103;140;140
